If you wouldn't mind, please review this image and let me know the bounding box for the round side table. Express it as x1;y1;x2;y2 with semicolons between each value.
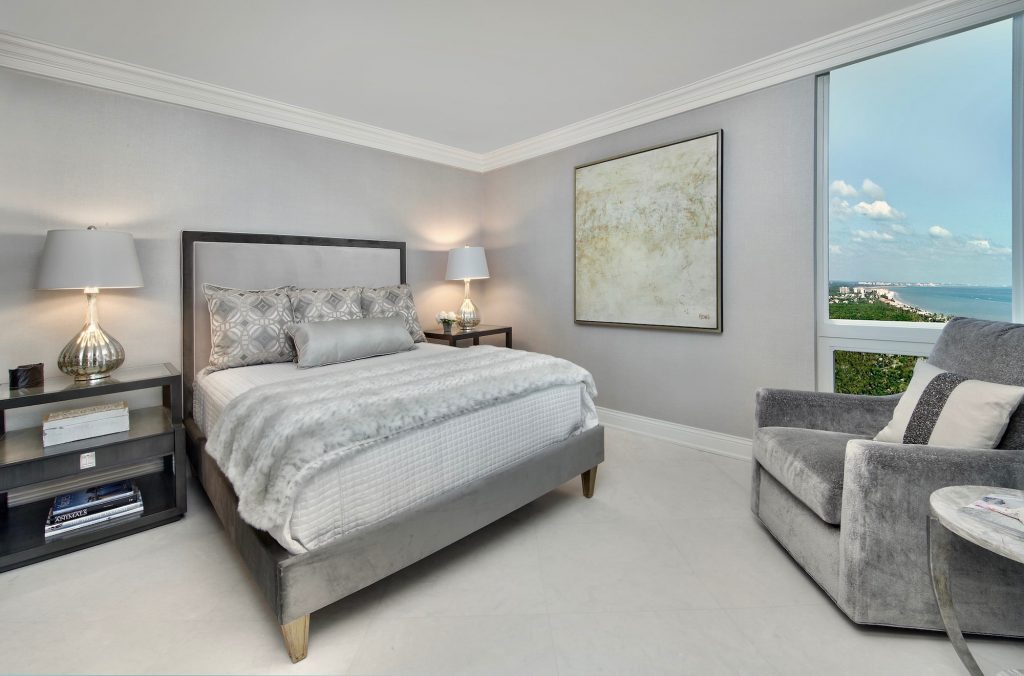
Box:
929;485;1024;676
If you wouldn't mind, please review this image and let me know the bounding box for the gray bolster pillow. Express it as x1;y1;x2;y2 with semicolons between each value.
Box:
287;316;414;368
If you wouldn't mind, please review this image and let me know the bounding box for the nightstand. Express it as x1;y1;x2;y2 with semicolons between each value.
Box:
423;324;512;348
0;364;185;572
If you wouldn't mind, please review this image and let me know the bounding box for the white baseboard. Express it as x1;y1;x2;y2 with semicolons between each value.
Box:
596;406;752;462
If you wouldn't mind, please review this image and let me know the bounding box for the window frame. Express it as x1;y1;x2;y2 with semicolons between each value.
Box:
815;16;1024;392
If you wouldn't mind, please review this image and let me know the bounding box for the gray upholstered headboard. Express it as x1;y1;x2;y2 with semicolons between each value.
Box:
181;231;405;418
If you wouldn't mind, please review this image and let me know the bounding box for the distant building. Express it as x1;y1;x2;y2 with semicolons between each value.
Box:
839;286;851;294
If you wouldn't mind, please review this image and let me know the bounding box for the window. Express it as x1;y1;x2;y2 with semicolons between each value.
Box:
817;17;1023;391
833;350;918;396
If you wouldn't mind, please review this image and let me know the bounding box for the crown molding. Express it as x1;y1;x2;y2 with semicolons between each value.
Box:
0;31;485;172
1;0;1021;174
481;0;1024;171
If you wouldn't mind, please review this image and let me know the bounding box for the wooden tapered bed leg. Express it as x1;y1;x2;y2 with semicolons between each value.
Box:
281;614;309;663
581;466;598;498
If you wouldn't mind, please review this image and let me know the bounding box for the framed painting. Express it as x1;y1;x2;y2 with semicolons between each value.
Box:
574;130;723;332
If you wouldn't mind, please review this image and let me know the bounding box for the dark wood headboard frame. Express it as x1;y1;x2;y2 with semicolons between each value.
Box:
180;231;407;420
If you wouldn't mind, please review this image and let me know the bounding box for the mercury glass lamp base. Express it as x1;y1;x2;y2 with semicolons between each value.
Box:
58;325;125;381
57;292;126;381
457;297;480;330
73;371;114;382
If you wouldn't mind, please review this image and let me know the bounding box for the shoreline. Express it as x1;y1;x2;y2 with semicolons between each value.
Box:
827;287;950;322
889;287;1012;323
829;283;1013;323
880;290;951;322
831;284;1015;317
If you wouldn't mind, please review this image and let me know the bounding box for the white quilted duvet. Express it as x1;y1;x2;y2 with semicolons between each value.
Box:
194;344;596;553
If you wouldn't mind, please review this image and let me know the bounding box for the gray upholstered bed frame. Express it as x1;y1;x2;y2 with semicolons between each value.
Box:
180;231;604;662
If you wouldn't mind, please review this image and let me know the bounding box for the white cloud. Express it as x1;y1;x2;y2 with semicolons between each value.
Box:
830;180;858;197
829;197;852;220
854;200;903;221
829;244;843;254
966;239;1011;255
890;223;910;234
854;229;895;241
861;178;885;200
925;228;1011;256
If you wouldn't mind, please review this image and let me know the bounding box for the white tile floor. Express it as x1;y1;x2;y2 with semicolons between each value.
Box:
2;427;1023;674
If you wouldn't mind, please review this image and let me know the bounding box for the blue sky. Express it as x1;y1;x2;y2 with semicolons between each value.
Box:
828;18;1013;286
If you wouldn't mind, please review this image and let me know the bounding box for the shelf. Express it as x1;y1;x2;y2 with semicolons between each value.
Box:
0;407;178;492
423;324;510;337
0;366;185;573
0;363;180;410
0;407;174;467
0;470;181;571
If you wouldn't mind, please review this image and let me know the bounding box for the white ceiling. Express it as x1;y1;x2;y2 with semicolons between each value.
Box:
1;0;926;154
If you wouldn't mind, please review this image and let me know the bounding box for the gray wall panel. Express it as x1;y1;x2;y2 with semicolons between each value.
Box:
481;78;818;440
0;68;482;428
2;67;817;442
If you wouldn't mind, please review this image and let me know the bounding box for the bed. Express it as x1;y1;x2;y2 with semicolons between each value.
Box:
181;231;604;662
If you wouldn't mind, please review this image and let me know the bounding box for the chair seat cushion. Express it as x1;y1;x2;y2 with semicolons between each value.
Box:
754;427;869;524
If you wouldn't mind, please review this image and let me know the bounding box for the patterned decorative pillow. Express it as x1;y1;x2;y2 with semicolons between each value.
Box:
203;284;296;371
290;287;364;323
875;359;1024;448
361;284;426;343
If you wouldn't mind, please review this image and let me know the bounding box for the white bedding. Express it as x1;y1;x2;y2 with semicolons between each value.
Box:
194;344;597;553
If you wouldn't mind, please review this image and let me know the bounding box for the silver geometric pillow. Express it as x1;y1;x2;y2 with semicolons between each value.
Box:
361;284;426;343
290;287;364;323
203;284;296;371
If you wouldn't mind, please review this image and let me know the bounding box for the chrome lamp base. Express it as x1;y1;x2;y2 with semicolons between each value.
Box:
457;280;481;330
58;291;125;381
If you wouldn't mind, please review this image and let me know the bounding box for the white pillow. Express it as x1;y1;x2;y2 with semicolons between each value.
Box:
875;359;1024;448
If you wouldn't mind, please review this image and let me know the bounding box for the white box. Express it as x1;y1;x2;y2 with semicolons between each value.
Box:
42;401;130;447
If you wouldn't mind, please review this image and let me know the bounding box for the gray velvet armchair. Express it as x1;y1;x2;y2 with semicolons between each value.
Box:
751;317;1024;635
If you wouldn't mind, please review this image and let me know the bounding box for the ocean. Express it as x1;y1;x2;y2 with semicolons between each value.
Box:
891;286;1012;322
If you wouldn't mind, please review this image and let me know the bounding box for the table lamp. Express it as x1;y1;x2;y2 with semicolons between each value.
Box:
445;246;489;329
36;226;144;381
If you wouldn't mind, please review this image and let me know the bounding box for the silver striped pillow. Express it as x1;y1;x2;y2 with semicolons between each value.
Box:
875;359;1024;448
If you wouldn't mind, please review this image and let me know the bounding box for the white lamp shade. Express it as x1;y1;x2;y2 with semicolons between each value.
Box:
445;246;489;281
36;229;144;289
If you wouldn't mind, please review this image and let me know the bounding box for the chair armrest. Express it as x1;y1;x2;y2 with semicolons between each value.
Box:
755;388;900;435
844;440;1024;500
838;439;1024;624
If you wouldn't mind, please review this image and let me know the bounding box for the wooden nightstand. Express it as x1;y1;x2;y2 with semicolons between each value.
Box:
0;364;186;572
423;324;512;348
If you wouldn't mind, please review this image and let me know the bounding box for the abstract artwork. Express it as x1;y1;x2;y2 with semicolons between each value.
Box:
574;131;722;332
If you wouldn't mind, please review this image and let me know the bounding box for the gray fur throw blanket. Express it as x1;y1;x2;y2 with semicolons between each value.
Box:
206;346;597;531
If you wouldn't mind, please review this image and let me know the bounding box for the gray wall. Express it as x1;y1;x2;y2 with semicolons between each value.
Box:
1;67;817;441
0;69;483;427
482;78;818;439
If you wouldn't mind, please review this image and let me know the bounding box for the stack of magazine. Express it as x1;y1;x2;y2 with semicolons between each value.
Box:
965;493;1024;536
44;480;143;540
